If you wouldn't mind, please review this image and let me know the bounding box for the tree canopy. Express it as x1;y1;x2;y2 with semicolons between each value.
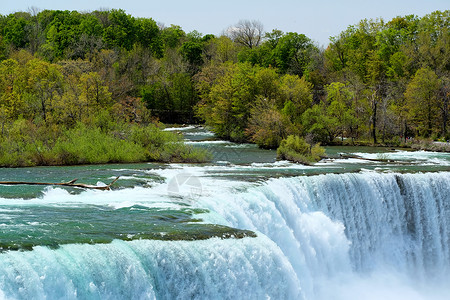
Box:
0;8;448;158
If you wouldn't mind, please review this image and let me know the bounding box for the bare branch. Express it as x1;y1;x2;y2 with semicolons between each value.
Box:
227;20;264;49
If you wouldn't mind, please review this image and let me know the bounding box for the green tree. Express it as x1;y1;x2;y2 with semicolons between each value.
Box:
277;135;325;164
103;9;136;50
195;62;258;141
405;67;441;137
246;97;291;148
2;13;30;49
279;74;313;123
161;24;185;49
203;36;239;64
325;82;358;141
302;104;337;143
273;32;315;77
0;59;26;120
25;59;64;122
44;10;83;59
79;72;112;108
135;17;163;57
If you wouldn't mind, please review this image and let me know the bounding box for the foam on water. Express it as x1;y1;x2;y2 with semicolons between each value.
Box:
162;125;197;131
353;150;450;166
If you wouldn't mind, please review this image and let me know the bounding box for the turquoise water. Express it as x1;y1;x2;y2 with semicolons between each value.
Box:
1;126;450;299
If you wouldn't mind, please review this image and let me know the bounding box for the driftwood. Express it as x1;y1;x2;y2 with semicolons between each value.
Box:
339;154;392;162
339;154;413;165
0;176;120;190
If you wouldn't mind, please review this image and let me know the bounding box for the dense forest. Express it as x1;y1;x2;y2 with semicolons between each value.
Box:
0;9;449;165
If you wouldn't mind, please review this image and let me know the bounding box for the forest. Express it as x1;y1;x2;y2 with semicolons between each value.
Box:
0;9;449;166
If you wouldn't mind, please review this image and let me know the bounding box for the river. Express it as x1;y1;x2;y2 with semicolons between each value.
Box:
1;126;450;299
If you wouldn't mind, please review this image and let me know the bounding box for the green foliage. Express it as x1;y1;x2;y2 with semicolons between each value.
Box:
131;125;211;163
3;13;29;49
0;8;449;160
279;74;313;122
324;82;359;140
302;104;336;143
276;135;325;164
405;67;441;137
51;124;144;165
195;62;257;141
103;9;136;50
272;32;315;77
135;17;163;57
141;72;197;123
161;25;185;49
0;120;211;167
246;97;291;148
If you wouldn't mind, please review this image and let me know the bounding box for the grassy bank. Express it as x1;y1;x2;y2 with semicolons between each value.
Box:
0;119;211;167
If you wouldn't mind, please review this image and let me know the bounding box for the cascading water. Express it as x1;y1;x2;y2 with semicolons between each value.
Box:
1;137;450;299
197;171;450;299
0;238;301;299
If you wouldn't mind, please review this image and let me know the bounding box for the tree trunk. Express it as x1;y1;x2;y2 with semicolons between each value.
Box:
372;92;378;144
0;177;120;190
403;119;408;143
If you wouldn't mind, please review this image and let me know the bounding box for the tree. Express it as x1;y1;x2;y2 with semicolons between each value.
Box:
302;104;337;143
273;32;315;77
70;13;104;59
277;135;325;164
44;10;83;60
405;67;441;137
227;20;264;49
2;13;29;49
439;76;449;138
415;10;450;76
195;62;259;141
161;24;185;49
246;96;290;148
135;17;163;57
202;36;239;64
279;74;313;123
25;59;64;122
103;9;136;50
0;59;25;121
325;82;357;141
27;7;44;55
52;74;85;126
79;72;112;108
180;40;204;73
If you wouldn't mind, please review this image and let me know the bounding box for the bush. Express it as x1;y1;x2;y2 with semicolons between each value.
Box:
52;124;146;165
277;135;325;164
0;121;211;167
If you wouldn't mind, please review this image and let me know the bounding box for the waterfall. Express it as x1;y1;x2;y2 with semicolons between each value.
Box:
0;238;301;300
1;171;450;299
198;171;450;299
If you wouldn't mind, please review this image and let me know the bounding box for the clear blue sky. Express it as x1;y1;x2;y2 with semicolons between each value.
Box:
1;0;448;47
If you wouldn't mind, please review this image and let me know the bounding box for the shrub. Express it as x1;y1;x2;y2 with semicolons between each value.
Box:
277;135;325;164
0;121;211;167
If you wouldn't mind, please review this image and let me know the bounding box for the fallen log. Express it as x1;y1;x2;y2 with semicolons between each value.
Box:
339;154;392;162
338;154;413;165
0;176;120;190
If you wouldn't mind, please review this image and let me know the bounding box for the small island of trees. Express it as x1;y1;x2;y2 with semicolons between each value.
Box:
0;9;448;166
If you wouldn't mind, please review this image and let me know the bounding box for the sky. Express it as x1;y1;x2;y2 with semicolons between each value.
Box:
1;0;448;47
